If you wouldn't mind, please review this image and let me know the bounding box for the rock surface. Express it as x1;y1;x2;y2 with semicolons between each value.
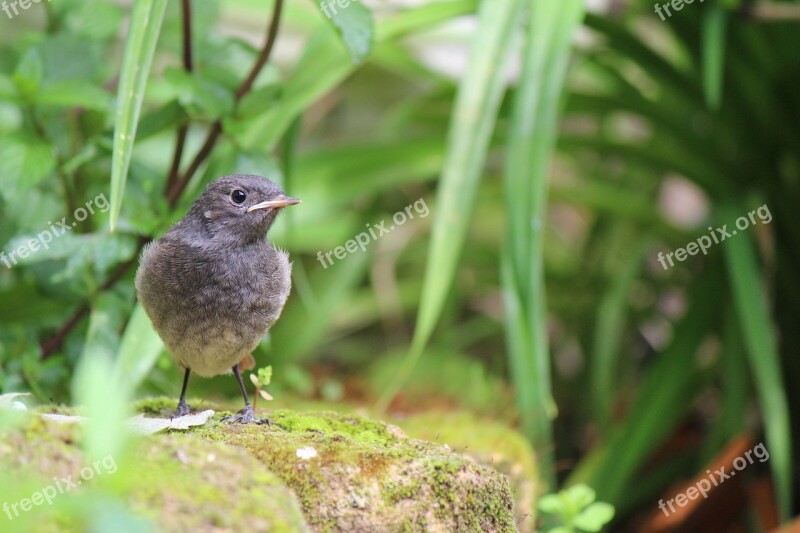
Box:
1;399;522;532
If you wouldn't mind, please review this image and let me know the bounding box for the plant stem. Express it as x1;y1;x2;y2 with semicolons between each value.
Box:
166;0;285;206
164;0;194;196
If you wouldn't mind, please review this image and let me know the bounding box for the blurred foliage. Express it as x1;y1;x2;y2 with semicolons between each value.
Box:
0;0;797;529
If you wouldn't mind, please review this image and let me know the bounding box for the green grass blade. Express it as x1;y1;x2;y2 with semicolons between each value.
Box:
376;0;524;412
501;0;585;487
704;305;747;461
570;270;722;510
583;13;701;103
111;303;165;395
591;240;647;429
109;0;168;231
701;4;727;110
720;203;792;520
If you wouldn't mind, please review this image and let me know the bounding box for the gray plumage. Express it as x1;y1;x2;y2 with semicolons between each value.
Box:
135;174;299;422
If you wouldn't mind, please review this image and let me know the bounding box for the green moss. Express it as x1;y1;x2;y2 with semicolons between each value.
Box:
4;400;517;532
132;396;206;416
0;414;308;532
32;404;80;416
127;436;308;532
188;407;516;532
399;411;538;529
269;410;399;448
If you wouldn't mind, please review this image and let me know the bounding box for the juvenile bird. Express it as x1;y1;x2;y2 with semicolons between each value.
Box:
135;174;300;424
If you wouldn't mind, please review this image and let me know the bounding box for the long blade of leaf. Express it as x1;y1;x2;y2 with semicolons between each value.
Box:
591;240;647;429
721;203;792;520
570;270;722;511
701;4;727;110
111;303;164;395
109;0;168;230
376;0;524;411
501;0;585;488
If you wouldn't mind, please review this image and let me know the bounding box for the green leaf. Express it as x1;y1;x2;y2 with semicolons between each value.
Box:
571;271;722;511
257;366;273;387
72;347;129;462
591;241;647;428
110;303;165;395
109;0;169;231
721;203;792;520
37;80;112;111
39;33;104;85
0;72;16;98
377;0;476;38
0;283;69;324
239;1;475;152
500;0;584;487
267;250;370;364
538;494;565;515
4;231;132;264
573;502;615;532
701;4;727;110
82;293;130;363
164;67;234;120
64;0;125;41
378;0;525;412
565;484;596;509
12;48;43;98
0;135;55;193
136;100;187;140
314;0;374;64
234;83;282;119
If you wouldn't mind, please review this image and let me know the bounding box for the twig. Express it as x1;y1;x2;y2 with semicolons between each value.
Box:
164;0;195;196
235;0;284;101
166;0;285;206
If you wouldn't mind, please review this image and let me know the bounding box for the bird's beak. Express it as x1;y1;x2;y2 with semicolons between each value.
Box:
246;195;301;212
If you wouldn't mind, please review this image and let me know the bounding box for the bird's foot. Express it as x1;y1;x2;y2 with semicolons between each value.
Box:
223;405;270;425
173;400;191;418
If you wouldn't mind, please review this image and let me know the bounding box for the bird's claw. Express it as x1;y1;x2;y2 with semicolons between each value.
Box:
173;400;191;418
223;405;270;425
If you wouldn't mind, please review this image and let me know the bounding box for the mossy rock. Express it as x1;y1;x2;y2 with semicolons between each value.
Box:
1;400;518;532
397;412;539;532
191;408;517;532
0;416;309;532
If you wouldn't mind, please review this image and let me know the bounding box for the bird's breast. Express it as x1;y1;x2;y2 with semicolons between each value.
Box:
135;239;292;376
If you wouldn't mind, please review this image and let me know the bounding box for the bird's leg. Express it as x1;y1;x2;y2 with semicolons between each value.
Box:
174;368;191;418
224;363;270;425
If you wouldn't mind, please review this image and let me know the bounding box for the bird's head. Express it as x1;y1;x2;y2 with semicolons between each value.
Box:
190;174;300;244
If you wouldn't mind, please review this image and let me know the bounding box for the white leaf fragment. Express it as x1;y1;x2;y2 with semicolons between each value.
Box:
127;410;216;435
296;446;318;460
39;410;216;436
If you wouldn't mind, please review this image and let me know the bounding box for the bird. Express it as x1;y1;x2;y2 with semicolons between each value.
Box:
135;174;300;424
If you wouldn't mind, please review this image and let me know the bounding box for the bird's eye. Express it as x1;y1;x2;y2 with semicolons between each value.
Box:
231;189;247;204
